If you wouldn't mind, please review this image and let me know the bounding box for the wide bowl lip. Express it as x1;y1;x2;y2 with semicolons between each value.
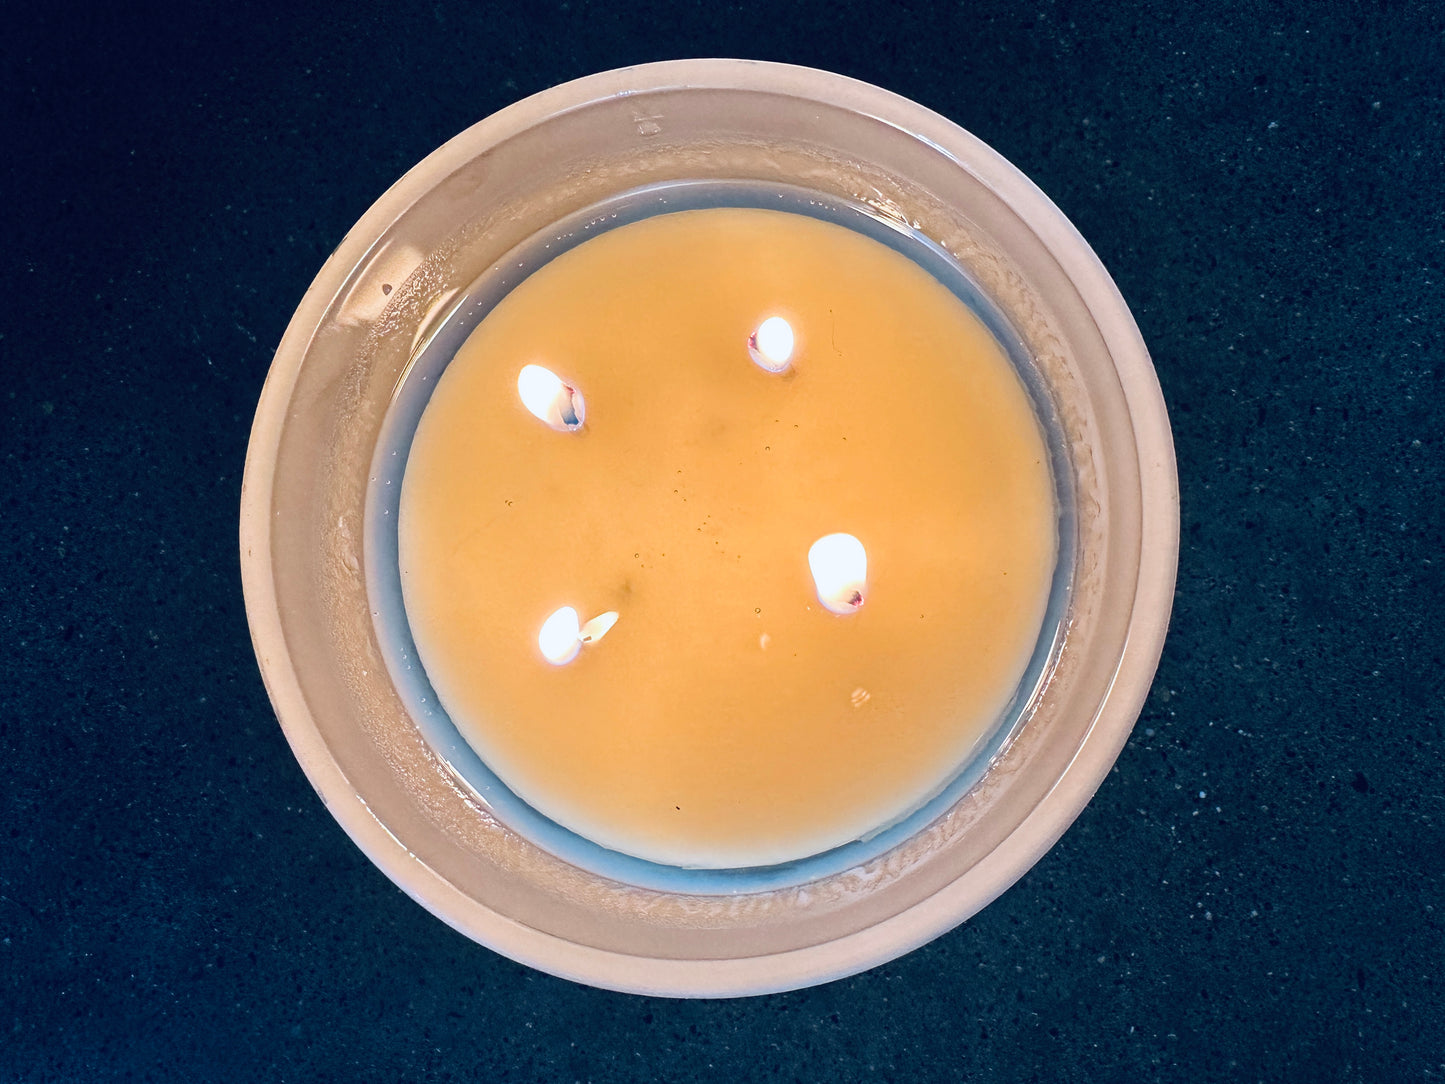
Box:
240;58;1179;998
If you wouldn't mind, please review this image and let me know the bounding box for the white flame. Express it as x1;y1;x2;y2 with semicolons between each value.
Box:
537;605;581;665
808;533;867;614
748;316;794;373
579;611;619;643
517;364;585;430
538;606;619;665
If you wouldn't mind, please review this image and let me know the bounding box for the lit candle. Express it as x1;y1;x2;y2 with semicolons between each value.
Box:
516;363;585;431
807;532;868;614
748;315;795;373
398;207;1056;869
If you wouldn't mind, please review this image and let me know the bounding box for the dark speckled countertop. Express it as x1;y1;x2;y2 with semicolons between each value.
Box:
2;2;1441;1080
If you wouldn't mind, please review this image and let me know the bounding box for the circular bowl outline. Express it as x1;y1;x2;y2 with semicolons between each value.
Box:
240;59;1178;997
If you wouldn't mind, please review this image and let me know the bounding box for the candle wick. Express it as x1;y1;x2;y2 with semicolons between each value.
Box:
558;384;581;428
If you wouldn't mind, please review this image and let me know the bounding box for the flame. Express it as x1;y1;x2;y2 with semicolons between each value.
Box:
538;606;619;664
748;316;795;373
537;605;581;665
579;611;619;643
517;364;585;431
808;533;867;614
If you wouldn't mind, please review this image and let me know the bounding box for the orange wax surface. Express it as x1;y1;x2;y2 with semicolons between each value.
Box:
398;207;1056;868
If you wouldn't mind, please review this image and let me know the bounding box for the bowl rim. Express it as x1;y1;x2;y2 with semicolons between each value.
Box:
240;58;1178;997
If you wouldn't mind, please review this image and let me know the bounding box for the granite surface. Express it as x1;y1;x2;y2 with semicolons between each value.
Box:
2;1;1441;1080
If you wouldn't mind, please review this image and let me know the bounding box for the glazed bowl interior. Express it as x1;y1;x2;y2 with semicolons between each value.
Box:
240;60;1177;997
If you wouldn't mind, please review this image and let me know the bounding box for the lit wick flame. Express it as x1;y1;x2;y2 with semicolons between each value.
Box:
538;605;620;665
517;364;585;431
808;533;867;614
537;606;581;665
748;316;795;373
579;610;619;643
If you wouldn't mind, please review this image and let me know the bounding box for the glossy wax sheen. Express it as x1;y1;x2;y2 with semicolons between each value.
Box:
398;207;1056;868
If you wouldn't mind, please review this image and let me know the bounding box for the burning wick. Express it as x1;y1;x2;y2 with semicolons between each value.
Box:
748;316;795;373
517;364;585;431
538;605;620;665
808;533;867;614
537;606;581;665
579;611;619;643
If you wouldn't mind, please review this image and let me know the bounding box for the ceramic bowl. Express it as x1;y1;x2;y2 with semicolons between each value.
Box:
240;60;1178;997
